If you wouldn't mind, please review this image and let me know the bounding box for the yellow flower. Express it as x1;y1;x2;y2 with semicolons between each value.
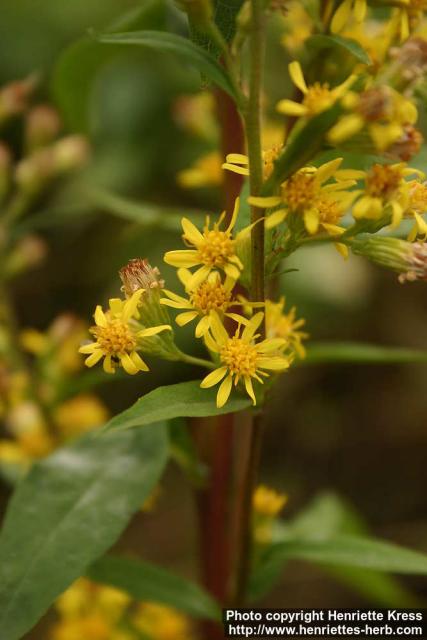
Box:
253;484;287;517
200;312;291;407
161;269;245;337
276;61;355;118
394;0;427;41
405;180;427;240
164;198;250;288
222;145;282;181
280;1;313;52
177;150;223;189
328;86;418;151
331;0;367;34
132;603;195;640
265;298;308;358
248;158;357;235
53;394;109;439
351;163;423;228
79;289;171;375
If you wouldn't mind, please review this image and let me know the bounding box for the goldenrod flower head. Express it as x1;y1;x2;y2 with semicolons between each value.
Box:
7;401;53;457
280;1;313;52
265;298;308;358
399;241;427;282
386;124;423;162
223;145;282;181
164;199;247;288
248;158;357;235
352;163;423;228
328;86;418;151
53;394;109;439
253;484;287;517
276;61;356;118
394;0;427;41
177;151;223;189
79;290;171;375
405;180;427;240
201;312;290;407
331;0;367;34
119;258;165;298
161;269;245;337
132;602;195;640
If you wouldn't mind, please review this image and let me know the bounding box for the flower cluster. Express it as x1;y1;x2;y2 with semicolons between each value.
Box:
80;201;306;408
49;578;195;640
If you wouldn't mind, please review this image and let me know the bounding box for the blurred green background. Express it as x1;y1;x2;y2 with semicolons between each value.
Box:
1;1;427;635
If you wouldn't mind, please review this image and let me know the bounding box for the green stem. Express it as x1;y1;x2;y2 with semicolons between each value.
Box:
245;0;265;305
178;351;216;370
233;0;266;606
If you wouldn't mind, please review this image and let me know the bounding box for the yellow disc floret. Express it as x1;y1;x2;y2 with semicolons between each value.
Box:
220;336;258;377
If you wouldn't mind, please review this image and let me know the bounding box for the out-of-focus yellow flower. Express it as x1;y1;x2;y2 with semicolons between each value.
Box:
6;401;54;457
280;1;313;52
201;312;290;407
393;0;427;41
328;86;418;151
132;602;195;640
0;440;29;465
253;484;288;544
253;484;287;517
53;394;109;439
351;163;424;230
177;151;223;189
265;298;308;358
405;179;427;240
51;579;133;640
164;198;253;289
276;62;356;118
161;270;245;337
331;0;367;34
172;92;217;140
79;290;171;375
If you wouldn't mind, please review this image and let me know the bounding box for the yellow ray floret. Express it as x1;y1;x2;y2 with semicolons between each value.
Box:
79;289;171;375
248;158;358;236
222;145;283;181
160;270;246;337
164;198;251;288
350;163;426;236
276;61;356;119
331;0;367;34
200;312;291;408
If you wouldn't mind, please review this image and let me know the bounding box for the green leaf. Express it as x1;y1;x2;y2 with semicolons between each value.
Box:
88;187;202;230
306;34;372;65
304;342;427;364
97;30;238;100
263;103;343;190
250;494;419;606
273;535;427;574
189;0;244;58
88;555;220;620
0;423;168;640
53;0;167;131
103;380;252;433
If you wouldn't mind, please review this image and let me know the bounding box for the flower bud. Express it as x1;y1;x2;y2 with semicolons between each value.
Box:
52;135;90;173
350;235;427;282
25;105;61;151
0;75;37;123
119;258;181;360
15;148;55;195
5;234;47;277
0;143;12;202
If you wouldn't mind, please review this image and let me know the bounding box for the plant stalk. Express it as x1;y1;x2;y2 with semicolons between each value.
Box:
232;0;266;606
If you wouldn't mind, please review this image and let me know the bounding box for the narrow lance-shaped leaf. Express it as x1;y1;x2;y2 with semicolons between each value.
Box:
0;422;169;640
103;379;252;433
303;342;427;365
97;30;239;101
88;555;221;620
306;34;372;65
273;535;427;574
